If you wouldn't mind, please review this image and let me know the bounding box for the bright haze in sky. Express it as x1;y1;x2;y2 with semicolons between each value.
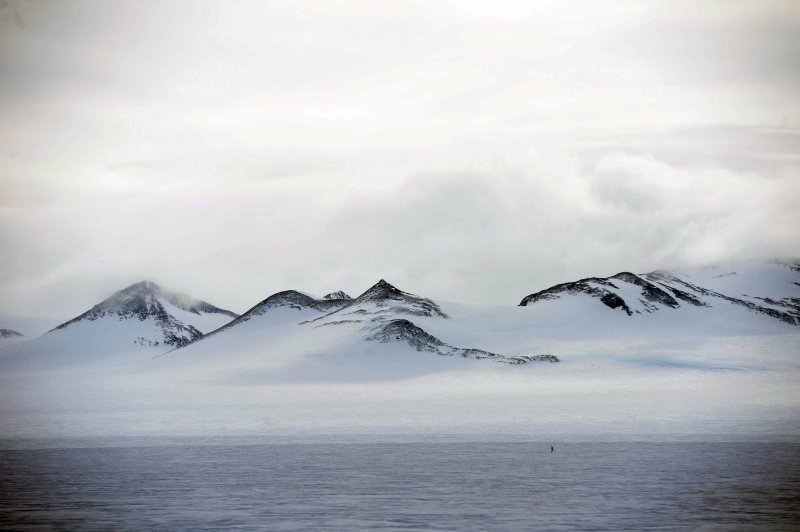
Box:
0;0;798;326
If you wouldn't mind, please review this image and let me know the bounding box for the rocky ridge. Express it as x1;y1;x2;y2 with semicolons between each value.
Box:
313;280;556;364
54;281;239;347
367;319;559;364
520;264;800;325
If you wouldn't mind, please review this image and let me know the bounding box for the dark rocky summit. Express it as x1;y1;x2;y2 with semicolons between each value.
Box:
193;288;354;342
0;328;23;338
182;279;554;365
323;291;351;300
53;281;239;347
341;279;448;318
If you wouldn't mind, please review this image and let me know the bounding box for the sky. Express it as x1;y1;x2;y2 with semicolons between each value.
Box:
0;0;798;326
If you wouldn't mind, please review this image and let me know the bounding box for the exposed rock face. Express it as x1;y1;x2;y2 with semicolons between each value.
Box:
520;265;799;326
519;272;699;315
643;271;798;325
193;288;354;342
56;281;236;324
246;290;345;315
323;291;352;300
187;279;557;366
367;319;560;364
0;329;23;338
348;279;448;318
53;281;239;347
367;319;445;352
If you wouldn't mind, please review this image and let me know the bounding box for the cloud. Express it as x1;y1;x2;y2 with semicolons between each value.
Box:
305;149;800;305
618;4;800;90
0;1;798;322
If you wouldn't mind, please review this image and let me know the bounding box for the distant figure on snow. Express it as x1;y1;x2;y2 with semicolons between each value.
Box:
550;446;554;453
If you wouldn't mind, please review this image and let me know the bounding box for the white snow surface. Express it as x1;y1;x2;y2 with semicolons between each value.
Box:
520;260;800;324
0;262;798;441
0;282;237;372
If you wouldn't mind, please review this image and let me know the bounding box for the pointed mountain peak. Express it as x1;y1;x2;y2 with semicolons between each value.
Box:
323;290;352;300
240;289;351;320
180;288;354;348
259;290;319;308
355;279;404;302
53;280;238;335
121;280;162;294
337;279;448;318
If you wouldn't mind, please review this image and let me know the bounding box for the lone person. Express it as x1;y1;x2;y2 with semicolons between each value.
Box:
550;445;554;453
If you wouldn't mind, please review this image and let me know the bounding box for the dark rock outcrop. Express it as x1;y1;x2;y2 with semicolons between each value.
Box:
350;279;449;318
52;281;238;347
520;267;799;325
323;291;352;300
367;319;560;365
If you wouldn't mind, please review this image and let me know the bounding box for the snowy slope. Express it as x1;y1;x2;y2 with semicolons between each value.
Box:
0;281;238;371
519;260;800;326
2;261;798;379
170;279;556;378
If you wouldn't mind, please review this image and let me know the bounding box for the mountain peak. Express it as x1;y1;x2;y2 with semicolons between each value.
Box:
323;290;352;300
320;279;448;318
354;279;404;303
122;280;162;293
51;281;238;347
253;290;320;312
235;288;352;319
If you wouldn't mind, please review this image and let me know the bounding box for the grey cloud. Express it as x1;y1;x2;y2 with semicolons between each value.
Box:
1;1;799;320
618;8;800;89
310;151;800;305
578;125;800;173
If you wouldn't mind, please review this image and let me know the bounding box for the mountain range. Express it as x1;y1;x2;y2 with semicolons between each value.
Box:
0;260;798;374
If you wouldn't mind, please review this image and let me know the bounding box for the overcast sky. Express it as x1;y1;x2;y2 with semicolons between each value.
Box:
1;0;798;327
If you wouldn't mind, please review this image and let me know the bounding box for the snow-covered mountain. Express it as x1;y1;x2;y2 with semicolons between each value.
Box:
305;279;554;364
1;262;798;439
0;281;238;370
176;279;555;367
1;261;798;379
323;291;352;300
519;260;800;326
